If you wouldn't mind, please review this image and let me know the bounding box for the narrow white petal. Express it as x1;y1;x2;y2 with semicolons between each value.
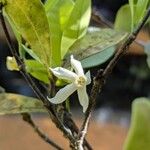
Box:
47;83;77;104
50;67;77;81
70;55;84;76
85;71;91;85
77;86;89;113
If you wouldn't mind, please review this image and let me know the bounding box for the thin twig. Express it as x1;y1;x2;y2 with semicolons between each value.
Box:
0;4;47;104
77;7;150;150
0;7;74;144
91;8;113;28
22;113;63;150
0;2;71;145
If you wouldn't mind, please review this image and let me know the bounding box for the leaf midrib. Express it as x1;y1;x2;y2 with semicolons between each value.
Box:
14;1;50;65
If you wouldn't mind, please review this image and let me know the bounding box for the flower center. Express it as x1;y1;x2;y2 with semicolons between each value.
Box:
75;76;86;87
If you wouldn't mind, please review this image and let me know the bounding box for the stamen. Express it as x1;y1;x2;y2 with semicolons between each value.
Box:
75;76;86;87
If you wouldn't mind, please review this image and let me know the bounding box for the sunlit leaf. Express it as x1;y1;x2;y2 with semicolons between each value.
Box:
4;0;51;67
129;0;134;30
64;28;128;68
135;0;149;25
45;0;74;66
0;93;46;115
61;0;91;58
123;98;150;150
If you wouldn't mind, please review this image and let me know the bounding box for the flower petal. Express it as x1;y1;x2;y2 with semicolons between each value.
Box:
85;71;91;85
77;86;89;113
50;67;77;81
47;83;77;104
70;55;84;76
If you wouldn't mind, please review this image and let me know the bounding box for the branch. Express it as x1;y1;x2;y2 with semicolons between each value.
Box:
0;3;92;149
0;7;69;144
76;6;150;149
0;1;71;143
91;8;113;28
22;113;63;150
0;4;47;105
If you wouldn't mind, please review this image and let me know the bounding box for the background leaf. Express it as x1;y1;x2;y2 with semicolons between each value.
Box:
115;0;150;32
4;0;52;67
64;28;128;68
143;42;150;68
0;93;46;115
123;98;150;150
114;4;132;32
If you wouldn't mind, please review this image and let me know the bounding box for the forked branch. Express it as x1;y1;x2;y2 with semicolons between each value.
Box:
76;6;150;150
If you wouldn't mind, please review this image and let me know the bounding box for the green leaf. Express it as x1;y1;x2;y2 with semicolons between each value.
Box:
128;0;149;31
4;0;51;67
25;60;49;84
45;0;74;66
6;57;49;84
0;93;46;115
135;0;149;25
61;0;91;58
81;47;115;68
129;0;135;30
114;4;132;32
64;28;128;68
123;98;150;150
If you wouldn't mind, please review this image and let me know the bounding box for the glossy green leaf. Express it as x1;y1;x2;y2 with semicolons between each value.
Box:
4;0;51;67
6;57;49;84
61;0;91;58
45;0;74;66
129;0;134;30
64;28;128;68
135;0;149;25
126;0;149;31
25;60;49;84
123;98;150;150
114;4;132;32
0;93;46;115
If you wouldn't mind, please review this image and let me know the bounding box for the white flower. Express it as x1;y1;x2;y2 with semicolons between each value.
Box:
47;55;91;113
